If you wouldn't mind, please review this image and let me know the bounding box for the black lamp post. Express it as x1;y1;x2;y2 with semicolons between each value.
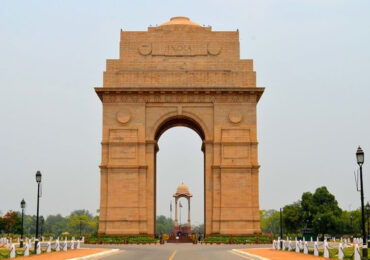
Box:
20;199;26;248
366;202;370;247
350;214;353;238
79;216;82;239
35;171;42;253
40;216;44;238
356;146;367;259
280;208;283;249
318;217;321;241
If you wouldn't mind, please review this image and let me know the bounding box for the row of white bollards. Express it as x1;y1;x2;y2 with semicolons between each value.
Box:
8;239;81;258
273;238;362;260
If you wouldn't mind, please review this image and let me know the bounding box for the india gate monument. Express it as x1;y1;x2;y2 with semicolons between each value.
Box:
95;17;264;236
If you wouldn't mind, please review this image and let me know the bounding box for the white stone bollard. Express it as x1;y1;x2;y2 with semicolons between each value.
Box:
55;240;60;252
314;241;319;256
295;240;300;253
323;240;329;258
354;243;361;260
70;239;75;250
10;244;15;258
272;240;276;249
299;239;303;250
277;238;281;250
77;240;80;249
288;240;292;251
46;242;51;253
24;242;30;256
36;240;41;255
310;236;313;242
81;236;84;243
282;240;286;250
338;243;344;260
63;240;68;251
303;241;308;254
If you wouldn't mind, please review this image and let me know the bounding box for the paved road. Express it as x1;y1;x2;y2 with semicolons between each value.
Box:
83;243;270;260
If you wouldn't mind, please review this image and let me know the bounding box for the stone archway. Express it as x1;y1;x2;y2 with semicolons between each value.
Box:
153;116;206;235
95;17;264;236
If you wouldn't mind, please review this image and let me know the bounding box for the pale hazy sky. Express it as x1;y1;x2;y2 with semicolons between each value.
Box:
1;0;369;225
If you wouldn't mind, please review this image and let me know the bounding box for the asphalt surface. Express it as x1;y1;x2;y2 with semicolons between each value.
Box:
83;243;270;260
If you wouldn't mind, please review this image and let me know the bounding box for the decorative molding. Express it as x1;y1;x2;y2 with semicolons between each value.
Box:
137;42;222;57
96;87;264;104
228;110;243;124
116;109;131;124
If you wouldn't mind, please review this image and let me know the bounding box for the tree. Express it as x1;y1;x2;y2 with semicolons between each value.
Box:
283;201;302;235
43;214;68;236
260;210;280;234
1;211;21;234
155;215;174;235
192;224;204;234
67;210;98;236
308;187;342;237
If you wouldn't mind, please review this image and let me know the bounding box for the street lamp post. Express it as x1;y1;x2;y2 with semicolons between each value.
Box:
318;217;321;241
40;216;44;238
280;208;283;249
366;202;370;247
34;171;42;253
350;215;353;238
356;146;367;259
20;199;26;248
79;216;82;239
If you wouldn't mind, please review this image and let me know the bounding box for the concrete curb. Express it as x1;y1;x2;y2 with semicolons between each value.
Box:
67;249;120;260
231;249;270;260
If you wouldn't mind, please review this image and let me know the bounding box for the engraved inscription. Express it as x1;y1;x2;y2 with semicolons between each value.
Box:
152;42;208;56
110;145;136;159
109;129;138;142
221;129;250;142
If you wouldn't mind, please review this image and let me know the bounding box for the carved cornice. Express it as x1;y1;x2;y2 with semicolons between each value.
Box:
95;87;264;103
211;165;260;169
99;165;148;169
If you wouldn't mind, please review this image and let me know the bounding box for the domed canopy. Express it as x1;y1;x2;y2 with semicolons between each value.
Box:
160;16;200;27
173;182;192;197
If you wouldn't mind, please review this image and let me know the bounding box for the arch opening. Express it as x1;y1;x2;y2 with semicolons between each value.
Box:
154;117;205;238
154;116;206;142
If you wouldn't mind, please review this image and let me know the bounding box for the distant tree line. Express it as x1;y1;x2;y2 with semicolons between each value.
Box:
260;186;369;238
3;187;367;238
0;209;98;237
155;215;204;236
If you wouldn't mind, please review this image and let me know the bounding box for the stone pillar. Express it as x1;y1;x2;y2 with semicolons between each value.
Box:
187;197;191;227
174;198;178;227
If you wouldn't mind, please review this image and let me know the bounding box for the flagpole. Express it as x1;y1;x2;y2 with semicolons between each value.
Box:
170;201;172;220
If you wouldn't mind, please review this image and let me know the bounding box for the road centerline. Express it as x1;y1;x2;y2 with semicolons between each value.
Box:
169;250;177;260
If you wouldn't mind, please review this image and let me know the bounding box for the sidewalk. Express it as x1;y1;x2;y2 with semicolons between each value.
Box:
16;248;113;260
237;248;328;260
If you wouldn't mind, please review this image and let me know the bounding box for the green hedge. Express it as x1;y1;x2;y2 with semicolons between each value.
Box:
85;234;157;244
127;236;157;244
203;236;230;243
203;234;272;244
